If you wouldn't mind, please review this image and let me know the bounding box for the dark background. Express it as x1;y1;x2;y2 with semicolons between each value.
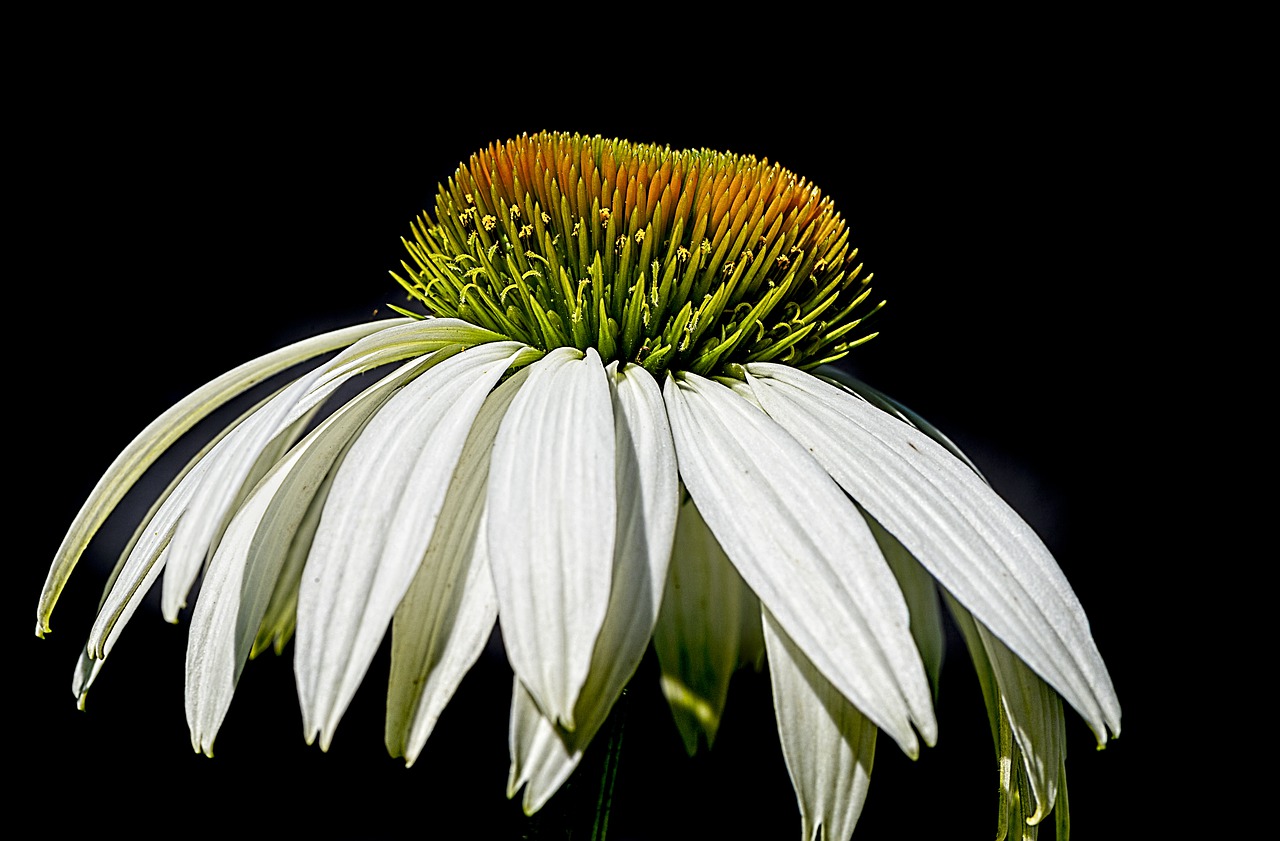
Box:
14;29;1183;840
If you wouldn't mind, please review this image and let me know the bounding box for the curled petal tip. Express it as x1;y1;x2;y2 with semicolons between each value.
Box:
521;792;540;818
190;733;215;757
1093;720;1120;749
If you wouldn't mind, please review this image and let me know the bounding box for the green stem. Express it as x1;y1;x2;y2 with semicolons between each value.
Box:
591;687;628;841
524;687;631;840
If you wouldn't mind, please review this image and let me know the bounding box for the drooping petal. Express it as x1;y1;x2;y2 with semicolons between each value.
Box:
160;372;325;621
651;496;744;755
162;320;508;622
948;594;1066;833
36;319;407;637
980;626;1066;828
74;407;244;702
764;609;878;841
296;341;534;749
814;364;987;480
388;511;498;765
81;319;457;693
298;317;508;423
488;347;616;731
578;361;678;733
70;652;102;709
736;576;766;673
863;512;946;699
507;680;553;811
507;361;678;809
244;320;509;658
86;395;269;662
385;367;532;765
663;370;935;757
745;362;1120;744
1054;764;1071;841
1001;736;1050;841
185;354;444;755
506;680;584;816
507;678;593;817
250;459;331;658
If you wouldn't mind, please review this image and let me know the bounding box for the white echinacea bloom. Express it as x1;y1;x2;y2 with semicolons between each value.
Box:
36;131;1119;840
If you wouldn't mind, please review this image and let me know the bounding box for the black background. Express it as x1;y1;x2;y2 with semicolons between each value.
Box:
13;25;1184;841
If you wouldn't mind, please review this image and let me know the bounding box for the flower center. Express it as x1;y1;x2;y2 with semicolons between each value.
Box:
393;131;883;377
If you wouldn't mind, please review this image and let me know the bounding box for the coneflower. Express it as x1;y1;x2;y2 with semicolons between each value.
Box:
37;130;1119;840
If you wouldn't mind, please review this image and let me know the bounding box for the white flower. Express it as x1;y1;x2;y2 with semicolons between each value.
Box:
36;132;1119;840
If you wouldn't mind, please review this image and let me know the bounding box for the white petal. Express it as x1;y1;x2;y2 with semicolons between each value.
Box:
651;496;743;755
78;515;176;682
75;470;194;699
247;322;511;657
385;367;533;764
296;341;532;749
507;361;677;806
944;593;1003;746
745;362;1120;743
37;319;406;637
162;321;509;621
184;354;442;755
507;680;576;816
389;514;498;766
86;405;248;661
84;360;362;700
250;455;331;658
296;317;508;428
488;347;616;731
160;372;325;621
979;624;1065;827
88;348;368;674
579;361;678;732
814;365;987;480
765;609;878;841
947;592;1068;836
70;652;102;709
864;513;946;698
663;370;935;757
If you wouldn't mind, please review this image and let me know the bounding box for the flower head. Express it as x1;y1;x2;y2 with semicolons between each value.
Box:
390;132;880;376
37;131;1119;839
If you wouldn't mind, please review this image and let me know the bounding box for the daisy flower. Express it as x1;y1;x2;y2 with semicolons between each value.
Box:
36;131;1119;839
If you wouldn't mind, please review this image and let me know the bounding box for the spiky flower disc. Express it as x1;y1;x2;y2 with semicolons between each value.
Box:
392;131;882;378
